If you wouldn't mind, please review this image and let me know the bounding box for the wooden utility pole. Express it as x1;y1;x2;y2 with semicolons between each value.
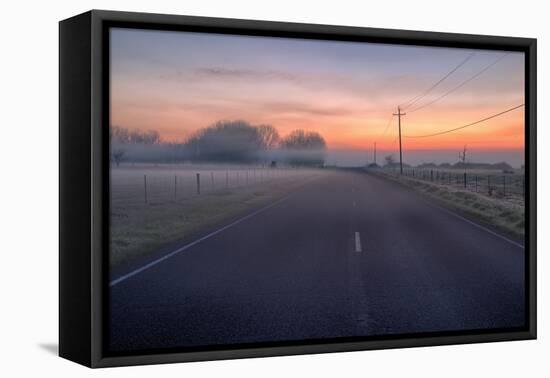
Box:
374;142;377;165
393;106;406;174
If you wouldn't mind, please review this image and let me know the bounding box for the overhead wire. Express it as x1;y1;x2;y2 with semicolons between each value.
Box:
400;52;476;110
404;104;524;138
407;53;509;114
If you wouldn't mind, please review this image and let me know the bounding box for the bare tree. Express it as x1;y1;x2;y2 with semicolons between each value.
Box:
129;129;160;144
459;145;467;164
280;130;326;150
111;126;130;144
458;144;468;173
185;120;263;162
280;130;326;166
112;149;125;167
111;126;161;145
257;124;280;150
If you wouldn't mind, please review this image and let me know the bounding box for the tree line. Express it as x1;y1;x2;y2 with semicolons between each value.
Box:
111;127;161;145
111;120;326;166
379;154;515;171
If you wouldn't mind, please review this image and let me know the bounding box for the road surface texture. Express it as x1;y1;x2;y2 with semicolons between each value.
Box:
109;169;525;352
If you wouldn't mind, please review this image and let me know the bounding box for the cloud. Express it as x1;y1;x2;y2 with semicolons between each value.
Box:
195;67;299;83
260;101;354;117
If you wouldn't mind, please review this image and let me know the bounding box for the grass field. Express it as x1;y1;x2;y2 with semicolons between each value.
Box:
110;163;326;268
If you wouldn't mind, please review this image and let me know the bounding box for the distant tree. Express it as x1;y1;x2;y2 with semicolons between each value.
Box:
384;154;395;166
110;126;160;145
417;162;437;169
112;149;125;166
458;144;467;171
257;124;280;150
280;130;326;166
280;130;326;150
185;120;263;162
459;145;467;163
129;129;160;144
111;126;130;144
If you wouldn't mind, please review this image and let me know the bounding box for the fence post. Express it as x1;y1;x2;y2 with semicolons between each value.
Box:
475;175;478;192
196;173;201;195
431;170;433;181
503;175;506;196
144;174;148;203
174;175;177;200
226;170;229;188
211;172;214;189
464;172;467;189
246;170;249;184
488;175;491;195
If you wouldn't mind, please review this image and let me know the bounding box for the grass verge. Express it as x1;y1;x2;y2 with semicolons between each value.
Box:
371;170;524;241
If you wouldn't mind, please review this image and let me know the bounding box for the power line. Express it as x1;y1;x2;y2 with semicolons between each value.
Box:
381;114;394;136
407;53;509;114
400;52;476;110
404;104;524;139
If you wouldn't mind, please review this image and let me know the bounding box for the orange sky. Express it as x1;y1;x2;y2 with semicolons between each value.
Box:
110;28;525;156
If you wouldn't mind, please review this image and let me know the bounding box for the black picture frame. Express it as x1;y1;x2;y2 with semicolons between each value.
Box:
59;9;537;368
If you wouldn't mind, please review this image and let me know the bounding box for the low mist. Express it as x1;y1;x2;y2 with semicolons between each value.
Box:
110;121;523;169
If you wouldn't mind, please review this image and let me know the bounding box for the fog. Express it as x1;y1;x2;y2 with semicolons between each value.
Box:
111;120;523;169
111;142;327;167
325;149;524;168
112;143;523;169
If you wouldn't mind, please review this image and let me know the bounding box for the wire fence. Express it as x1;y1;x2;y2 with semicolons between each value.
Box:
111;165;315;205
381;167;525;201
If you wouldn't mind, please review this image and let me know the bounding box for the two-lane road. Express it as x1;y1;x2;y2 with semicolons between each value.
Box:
109;169;525;352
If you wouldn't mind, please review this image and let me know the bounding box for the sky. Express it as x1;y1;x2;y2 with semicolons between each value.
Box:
110;28;525;166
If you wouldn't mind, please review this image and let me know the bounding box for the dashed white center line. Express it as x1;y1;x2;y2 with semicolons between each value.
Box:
355;232;362;253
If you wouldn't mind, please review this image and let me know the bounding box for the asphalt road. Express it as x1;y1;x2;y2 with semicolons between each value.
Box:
109;169;525;352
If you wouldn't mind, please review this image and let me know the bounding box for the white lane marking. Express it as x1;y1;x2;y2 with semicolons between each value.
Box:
355;232;362;253
110;195;292;287
427;202;525;250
